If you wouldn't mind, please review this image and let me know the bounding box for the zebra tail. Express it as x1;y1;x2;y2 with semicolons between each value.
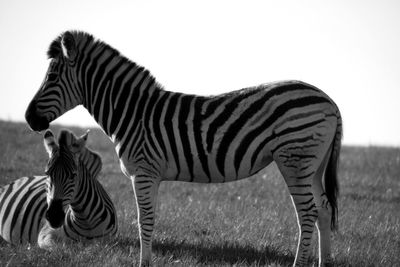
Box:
325;111;342;231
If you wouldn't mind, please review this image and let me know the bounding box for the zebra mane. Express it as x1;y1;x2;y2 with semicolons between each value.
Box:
47;30;123;61
47;30;162;89
47;35;62;59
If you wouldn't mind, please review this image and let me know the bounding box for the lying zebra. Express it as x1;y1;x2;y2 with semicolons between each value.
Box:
0;129;117;247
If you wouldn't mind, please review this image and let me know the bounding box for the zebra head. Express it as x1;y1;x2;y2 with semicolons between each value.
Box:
26;31;82;132
43;129;89;228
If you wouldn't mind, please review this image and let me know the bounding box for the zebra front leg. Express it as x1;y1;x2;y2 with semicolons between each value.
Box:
38;220;65;250
131;174;160;267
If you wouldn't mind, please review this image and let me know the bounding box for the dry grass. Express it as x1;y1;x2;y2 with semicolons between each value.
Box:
0;120;399;266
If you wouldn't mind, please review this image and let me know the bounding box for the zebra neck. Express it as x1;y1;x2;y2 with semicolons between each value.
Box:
68;172;97;217
78;147;102;179
67;149;101;215
68;148;103;218
80;48;164;144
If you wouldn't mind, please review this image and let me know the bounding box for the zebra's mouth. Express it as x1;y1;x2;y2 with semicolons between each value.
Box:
45;199;66;229
25;100;50;132
25;112;50;132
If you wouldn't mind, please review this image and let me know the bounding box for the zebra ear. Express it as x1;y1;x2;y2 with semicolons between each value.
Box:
82;130;90;141
61;31;77;62
43;129;58;156
73;130;89;152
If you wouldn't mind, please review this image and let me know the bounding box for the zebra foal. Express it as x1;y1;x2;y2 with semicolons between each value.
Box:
25;31;342;266
0;129;117;247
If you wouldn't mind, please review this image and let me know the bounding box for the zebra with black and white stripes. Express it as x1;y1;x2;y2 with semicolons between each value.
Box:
42;129;117;245
0;129;117;246
0;175;47;245
25;31;342;267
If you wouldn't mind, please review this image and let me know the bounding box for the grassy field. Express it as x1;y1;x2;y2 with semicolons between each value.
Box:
0;120;399;266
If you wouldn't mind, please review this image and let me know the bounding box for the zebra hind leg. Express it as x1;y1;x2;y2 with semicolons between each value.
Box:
275;151;322;266
131;174;160;267
289;187;318;267
312;151;334;266
275;144;334;267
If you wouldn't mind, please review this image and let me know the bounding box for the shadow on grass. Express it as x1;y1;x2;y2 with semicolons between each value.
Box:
114;237;294;266
155;240;294;266
343;192;400;204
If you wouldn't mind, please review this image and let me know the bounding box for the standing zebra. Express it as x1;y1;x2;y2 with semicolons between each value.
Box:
25;31;342;267
0;129;117;246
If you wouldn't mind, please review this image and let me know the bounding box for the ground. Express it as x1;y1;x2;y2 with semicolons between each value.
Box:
0;120;399;266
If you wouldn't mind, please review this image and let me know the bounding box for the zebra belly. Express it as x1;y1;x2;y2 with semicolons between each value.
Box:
161;152;274;183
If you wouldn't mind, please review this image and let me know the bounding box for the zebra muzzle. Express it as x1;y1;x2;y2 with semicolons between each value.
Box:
45;199;65;228
25;100;50;132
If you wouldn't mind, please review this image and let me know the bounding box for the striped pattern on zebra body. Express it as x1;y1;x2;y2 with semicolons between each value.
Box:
0;176;47;244
25;31;342;267
0;129;117;246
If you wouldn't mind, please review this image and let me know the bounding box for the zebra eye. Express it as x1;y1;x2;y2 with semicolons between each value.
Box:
47;73;58;82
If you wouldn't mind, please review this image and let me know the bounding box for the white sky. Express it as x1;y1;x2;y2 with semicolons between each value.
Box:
0;0;399;146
